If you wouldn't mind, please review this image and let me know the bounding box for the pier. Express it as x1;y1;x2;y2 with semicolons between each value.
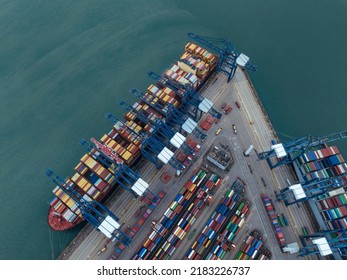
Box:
58;68;317;260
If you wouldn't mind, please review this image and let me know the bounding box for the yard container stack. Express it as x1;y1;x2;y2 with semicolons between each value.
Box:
235;230;270;260
132;170;207;260
110;192;166;260
206;200;249;260
109;243;126;260
156;173;221;259
256;249;272;260
261;194;286;247
129;191;166;240
185;180;245;260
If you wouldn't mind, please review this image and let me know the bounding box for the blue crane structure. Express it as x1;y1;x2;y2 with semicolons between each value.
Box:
45;169;131;245
130;88;206;139
148;71;222;121
164;103;207;140
130;88;198;155
257;131;347;170
79;138;156;202
276;175;347;206
130;88;169;117
147;70;202;121
116;101;186;171
118;100;158;133
298;229;347;259
105;112;142;137
187;32;257;82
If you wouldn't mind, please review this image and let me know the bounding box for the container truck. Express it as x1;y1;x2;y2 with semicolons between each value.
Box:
244;145;254;156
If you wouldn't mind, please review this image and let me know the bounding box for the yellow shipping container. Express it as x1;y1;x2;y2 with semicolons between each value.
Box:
155;248;162;258
92;190;101;200
122;151;132;161
205;239;211;248
179;231;187;240
66;198;75;209
164;242;170;252
177;61;196;75
189;183;197;192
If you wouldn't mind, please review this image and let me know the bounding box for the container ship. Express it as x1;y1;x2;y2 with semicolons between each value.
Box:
47;42;218;231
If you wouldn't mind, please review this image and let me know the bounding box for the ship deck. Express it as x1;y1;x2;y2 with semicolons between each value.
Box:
58;68;318;260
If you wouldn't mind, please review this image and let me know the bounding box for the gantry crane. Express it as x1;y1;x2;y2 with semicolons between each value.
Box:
118;99;195;155
187;32;256;82
115;101;186;171
147;70;202;121
130;88;169;117
148;71;222;121
298;229;347;259
277;174;347;205
129;89;206;139
45;169;131;245
258;131;347;169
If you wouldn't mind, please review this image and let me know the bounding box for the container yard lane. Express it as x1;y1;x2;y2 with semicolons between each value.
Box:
60;68;317;260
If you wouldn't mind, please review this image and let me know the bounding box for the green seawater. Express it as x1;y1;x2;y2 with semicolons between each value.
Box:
0;0;346;259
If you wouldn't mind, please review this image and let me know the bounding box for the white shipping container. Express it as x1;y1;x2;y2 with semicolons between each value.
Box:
251;249;258;259
188;249;196;259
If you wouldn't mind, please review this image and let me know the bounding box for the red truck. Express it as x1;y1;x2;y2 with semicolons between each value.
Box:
224;105;232;114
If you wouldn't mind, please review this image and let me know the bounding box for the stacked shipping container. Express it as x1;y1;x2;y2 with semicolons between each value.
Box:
205;200;249;260
235;230;271;260
132;170;222;260
296;146;347;181
48;41;217;231
296;145;347;231
147;84;180;108
316;191;347;230
185;180;245;260
179;52;210;80
261;194;286;247
185;43;218;67
132;170;207;260
109;191;166;260
155;173;221;260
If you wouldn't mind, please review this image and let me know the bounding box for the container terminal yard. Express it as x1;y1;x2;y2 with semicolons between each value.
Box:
46;33;347;260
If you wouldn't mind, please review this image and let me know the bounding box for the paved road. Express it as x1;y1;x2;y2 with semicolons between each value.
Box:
61;69;318;260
